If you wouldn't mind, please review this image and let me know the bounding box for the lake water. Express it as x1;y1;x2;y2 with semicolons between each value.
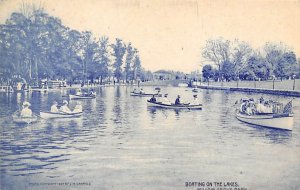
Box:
0;86;299;190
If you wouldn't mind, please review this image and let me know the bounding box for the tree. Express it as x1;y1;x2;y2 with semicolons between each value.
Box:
95;36;110;84
275;51;297;79
111;38;126;82
202;38;230;80
124;42;134;82
202;64;214;81
132;51;141;80
263;42;287;78
221;61;235;81
231;40;252;75
245;53;269;80
0;4;144;85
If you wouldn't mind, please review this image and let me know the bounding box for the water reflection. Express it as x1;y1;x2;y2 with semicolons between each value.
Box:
0;86;299;190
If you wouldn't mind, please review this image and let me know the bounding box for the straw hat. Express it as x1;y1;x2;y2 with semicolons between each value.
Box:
23;101;31;107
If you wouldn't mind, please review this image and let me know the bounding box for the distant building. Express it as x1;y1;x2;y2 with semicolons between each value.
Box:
153;70;173;80
153;70;188;80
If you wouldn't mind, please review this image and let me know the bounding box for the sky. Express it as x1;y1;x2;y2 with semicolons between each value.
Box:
0;0;299;72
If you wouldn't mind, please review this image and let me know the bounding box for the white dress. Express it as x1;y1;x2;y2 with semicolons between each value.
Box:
50;105;59;113
161;97;171;105
73;105;82;113
20;108;32;117
59;105;72;113
191;98;199;105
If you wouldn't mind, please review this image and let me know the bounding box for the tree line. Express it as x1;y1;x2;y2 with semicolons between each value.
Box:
201;38;300;82
0;5;150;85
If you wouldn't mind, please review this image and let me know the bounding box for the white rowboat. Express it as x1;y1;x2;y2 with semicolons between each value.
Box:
147;101;202;110
40;111;83;119
130;92;159;97
236;112;294;130
69;94;95;100
12;114;38;124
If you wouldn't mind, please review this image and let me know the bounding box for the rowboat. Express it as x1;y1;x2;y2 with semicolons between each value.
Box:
12;114;38;124
236;112;294;130
147;100;202;110
130;92;159;97
40;111;83;119
30;86;48;92
192;88;198;92
178;83;188;87
69;94;96;100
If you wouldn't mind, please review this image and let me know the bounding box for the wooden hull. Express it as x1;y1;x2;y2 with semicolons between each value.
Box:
147;101;202;110
40;112;82;119
69;94;95;100
236;112;294;130
130;92;159;97
12;115;38;124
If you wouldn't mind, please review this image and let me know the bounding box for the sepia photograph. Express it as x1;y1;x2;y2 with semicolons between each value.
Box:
0;0;299;189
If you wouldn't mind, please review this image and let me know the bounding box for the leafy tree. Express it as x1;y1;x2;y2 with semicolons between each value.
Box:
245;54;269;80
202;64;214;81
124;42;134;82
221;61;235;81
111;38;126;82
274;51;297;79
231;40;252;75
95;36;110;84
202;38;230;80
132;52;141;80
0;5;145;85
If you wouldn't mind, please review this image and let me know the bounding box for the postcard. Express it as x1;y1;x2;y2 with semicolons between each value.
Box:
0;0;299;190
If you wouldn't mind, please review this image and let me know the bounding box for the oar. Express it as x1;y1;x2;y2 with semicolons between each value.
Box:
183;103;191;110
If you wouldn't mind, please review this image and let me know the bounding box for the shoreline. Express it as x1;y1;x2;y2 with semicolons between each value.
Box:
197;85;300;97
2;82;300;97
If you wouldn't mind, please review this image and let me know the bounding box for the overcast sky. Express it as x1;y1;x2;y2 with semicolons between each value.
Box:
0;0;299;72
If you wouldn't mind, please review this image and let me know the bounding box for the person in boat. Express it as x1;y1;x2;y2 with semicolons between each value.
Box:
256;98;273;114
246;98;256;115
156;93;163;103
59;100;72;113
259;96;264;103
149;95;156;103
239;98;249;113
256;97;266;114
161;94;171;105
50;101;59;113
140;88;144;94
175;95;181;105
76;89;82;96
191;94;199;105
133;88;137;93
89;89;96;96
20;101;32;117
73;102;83;113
